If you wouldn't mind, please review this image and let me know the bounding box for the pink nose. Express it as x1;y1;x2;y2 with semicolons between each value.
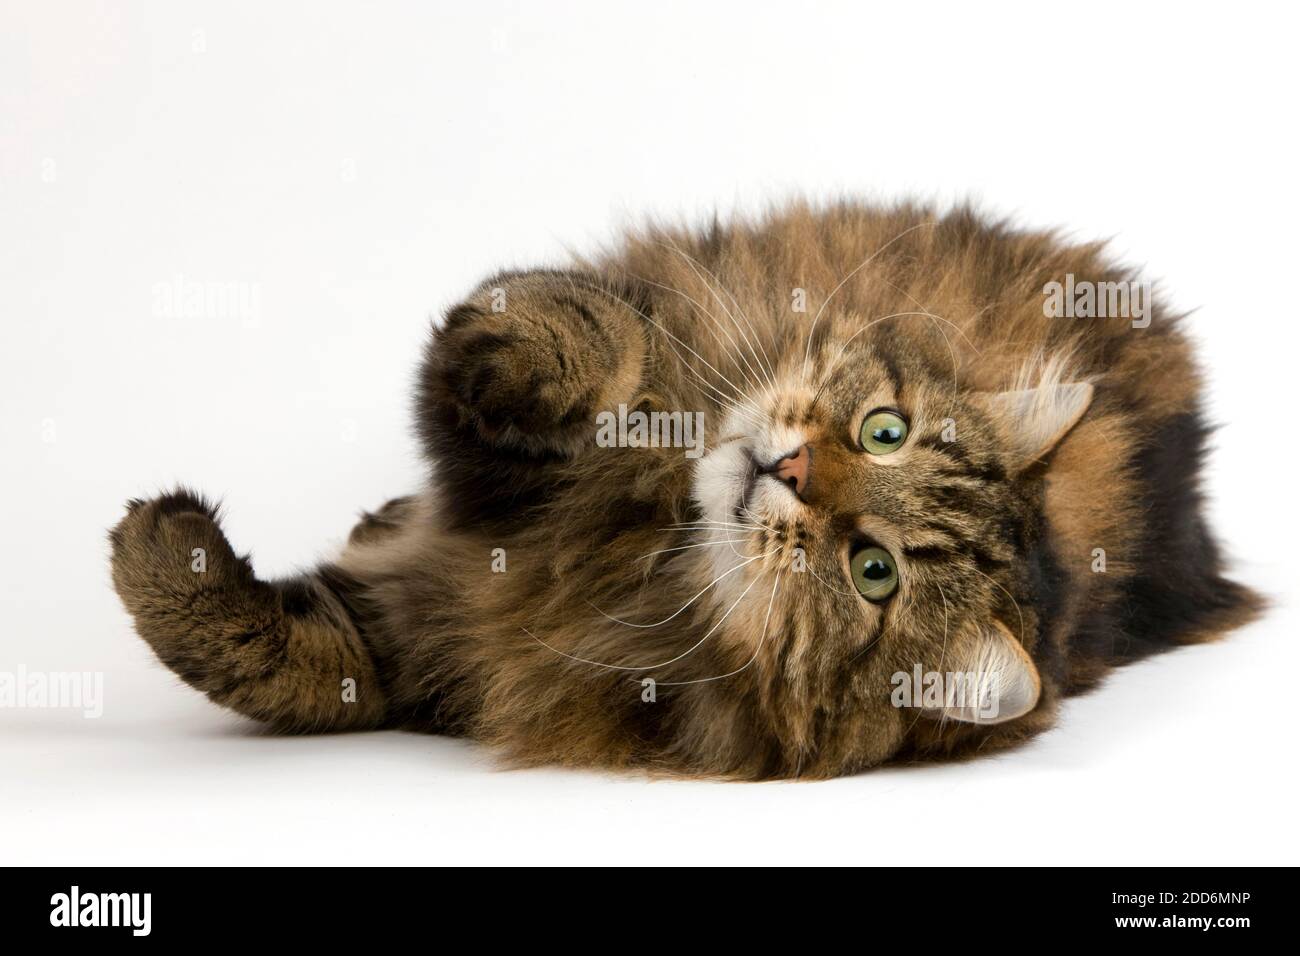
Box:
772;444;811;497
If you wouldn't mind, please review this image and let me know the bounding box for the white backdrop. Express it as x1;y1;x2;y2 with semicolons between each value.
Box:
2;0;1296;865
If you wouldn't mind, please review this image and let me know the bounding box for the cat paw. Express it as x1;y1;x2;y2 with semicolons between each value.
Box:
110;489;286;694
109;488;251;621
428;273;645;452
443;311;589;438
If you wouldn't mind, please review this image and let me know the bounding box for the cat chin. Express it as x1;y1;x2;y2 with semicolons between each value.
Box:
692;404;810;529
746;478;802;525
690;438;752;527
691;440;805;546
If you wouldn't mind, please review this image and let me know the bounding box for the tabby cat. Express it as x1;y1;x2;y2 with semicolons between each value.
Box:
109;201;1260;779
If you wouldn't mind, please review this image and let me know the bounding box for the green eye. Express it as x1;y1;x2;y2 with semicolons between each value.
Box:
859;409;908;454
849;545;899;602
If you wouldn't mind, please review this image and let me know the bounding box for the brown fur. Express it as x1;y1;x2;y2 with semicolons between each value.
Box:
110;200;1261;778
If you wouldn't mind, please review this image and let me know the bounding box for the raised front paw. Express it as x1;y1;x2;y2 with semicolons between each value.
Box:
425;271;646;454
108;489;271;643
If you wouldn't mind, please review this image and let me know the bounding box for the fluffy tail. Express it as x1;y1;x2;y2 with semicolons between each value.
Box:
109;489;386;731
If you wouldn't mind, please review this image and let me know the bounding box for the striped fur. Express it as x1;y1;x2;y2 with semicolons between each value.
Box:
110;200;1261;778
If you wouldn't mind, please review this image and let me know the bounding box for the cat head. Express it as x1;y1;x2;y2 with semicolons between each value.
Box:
688;333;1092;773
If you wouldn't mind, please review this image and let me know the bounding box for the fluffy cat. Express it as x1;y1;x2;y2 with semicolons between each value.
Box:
109;201;1260;779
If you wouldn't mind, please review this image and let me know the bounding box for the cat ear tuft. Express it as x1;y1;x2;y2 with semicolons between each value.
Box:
927;620;1041;726
984;380;1093;469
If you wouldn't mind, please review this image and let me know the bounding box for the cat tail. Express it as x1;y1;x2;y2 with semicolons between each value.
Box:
109;488;387;731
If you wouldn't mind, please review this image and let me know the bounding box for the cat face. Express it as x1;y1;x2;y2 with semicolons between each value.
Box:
689;333;1092;769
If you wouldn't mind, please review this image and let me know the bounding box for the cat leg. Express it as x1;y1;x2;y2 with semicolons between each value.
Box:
109;489;387;731
421;269;647;456
416;270;647;523
344;494;418;547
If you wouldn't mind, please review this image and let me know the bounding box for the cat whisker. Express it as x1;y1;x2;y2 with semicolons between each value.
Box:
654;242;779;391
657;241;777;377
738;507;776;533
633;271;773;400
636;538;759;561
845;571;949;668
807;311;952;414
969;566;1026;647
592;286;766;420
652;566;784;686
810;306;974;420
686;515;775;560
659;524;761;534
658;334;767;428
642;569;768;669
659;335;768;430
923;584;954;732
875;276;983;356
806;565;858;597
935;582;950;671
661;517;764;531
662;518;760;528
585;549;775;629
801;220;937;385
525;556;777;672
703;432;752;456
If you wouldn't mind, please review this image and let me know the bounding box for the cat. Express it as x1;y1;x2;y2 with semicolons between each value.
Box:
109;200;1261;779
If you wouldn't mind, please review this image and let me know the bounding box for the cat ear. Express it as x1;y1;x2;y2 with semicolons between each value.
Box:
983;381;1093;469
926;620;1041;726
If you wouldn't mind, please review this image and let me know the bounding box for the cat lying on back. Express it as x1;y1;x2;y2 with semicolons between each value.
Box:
110;201;1260;779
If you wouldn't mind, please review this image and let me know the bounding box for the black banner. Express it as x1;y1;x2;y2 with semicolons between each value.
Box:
0;867;1286;941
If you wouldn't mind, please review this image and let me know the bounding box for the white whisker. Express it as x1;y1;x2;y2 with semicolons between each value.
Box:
637;538;757;560
654;567;784;686
907;583;952;733
585;550;774;629
657;242;778;390
969;567;1026;647
802;220;936;383
659;336;767;429
807;565;858;597
738;507;776;533
634;271;771;399
661;518;764;531
592;286;763;418
524;556;774;672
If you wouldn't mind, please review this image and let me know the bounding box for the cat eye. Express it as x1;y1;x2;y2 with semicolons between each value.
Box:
849;545;899;601
859;409;908;455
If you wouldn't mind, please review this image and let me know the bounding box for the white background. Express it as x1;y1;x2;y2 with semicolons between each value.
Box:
2;1;1297;865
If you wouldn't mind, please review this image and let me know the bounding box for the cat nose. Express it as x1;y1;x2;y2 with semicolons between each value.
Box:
771;444;812;498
